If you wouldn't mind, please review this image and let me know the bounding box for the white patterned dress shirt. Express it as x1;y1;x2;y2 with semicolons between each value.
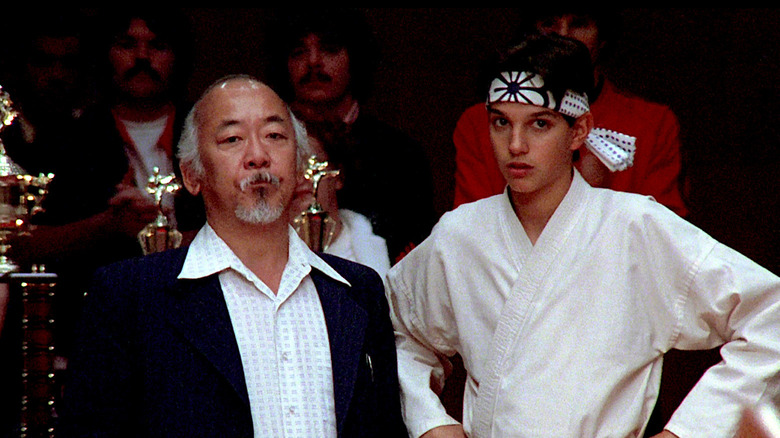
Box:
179;223;349;437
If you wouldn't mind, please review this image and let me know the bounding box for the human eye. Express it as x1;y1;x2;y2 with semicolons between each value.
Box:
149;38;172;52
289;44;307;59
489;114;510;130
217;134;242;146
113;36;136;50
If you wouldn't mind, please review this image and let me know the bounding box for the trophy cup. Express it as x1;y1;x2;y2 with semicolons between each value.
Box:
0;85;54;275
293;155;340;252
137;166;183;255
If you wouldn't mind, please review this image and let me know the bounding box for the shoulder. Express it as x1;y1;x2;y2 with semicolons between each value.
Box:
459;102;488;121
92;247;189;290
439;194;505;230
316;252;384;289
340;209;376;234
594;186;706;243
594;80;679;128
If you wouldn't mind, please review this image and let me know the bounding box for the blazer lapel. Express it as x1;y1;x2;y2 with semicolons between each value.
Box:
163;274;249;406
311;268;368;433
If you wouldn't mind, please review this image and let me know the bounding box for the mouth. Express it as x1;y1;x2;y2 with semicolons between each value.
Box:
507;162;533;177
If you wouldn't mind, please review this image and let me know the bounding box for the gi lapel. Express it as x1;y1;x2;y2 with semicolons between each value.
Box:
310;267;368;434
472;174;591;437
163;274;249;406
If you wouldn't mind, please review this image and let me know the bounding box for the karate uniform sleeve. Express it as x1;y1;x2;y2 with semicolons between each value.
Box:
385;235;463;438
665;241;780;437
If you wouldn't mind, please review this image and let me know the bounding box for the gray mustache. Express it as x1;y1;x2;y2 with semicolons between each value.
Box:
239;172;280;192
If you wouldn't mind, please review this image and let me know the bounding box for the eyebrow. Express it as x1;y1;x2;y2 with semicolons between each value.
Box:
215;114;287;130
487;106;560;118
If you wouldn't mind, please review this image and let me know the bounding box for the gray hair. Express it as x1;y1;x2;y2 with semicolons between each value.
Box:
177;75;312;178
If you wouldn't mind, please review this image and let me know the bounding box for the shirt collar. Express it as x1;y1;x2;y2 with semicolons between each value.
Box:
178;222;350;287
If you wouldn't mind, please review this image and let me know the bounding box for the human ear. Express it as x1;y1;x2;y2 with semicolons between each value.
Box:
181;163;202;196
570;112;594;151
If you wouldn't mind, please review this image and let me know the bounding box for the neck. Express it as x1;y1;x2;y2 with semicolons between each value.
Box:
509;171;573;245
209;217;291;294
291;94;357;124
113;99;174;122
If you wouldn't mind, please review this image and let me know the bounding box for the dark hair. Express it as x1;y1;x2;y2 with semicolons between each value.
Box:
266;8;379;102
485;33;595;109
512;6;622;63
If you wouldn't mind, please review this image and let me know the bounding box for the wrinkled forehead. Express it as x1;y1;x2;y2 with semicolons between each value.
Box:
196;80;290;131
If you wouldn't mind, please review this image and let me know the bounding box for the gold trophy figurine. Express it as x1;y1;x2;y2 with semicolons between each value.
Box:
293;155;340;252
0;85;54;274
137;167;183;254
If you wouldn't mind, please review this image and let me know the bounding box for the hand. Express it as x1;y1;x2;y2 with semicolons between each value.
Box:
104;185;159;236
650;430;679;438
420;424;467;438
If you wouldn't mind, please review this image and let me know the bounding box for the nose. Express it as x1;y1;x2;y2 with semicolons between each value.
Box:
135;42;150;60
508;128;529;156
244;135;271;169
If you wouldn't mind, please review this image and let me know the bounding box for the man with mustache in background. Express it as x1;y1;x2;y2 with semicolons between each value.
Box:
268;8;437;264
10;8;204;368
59;75;406;437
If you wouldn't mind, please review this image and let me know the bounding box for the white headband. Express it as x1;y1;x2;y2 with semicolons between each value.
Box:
488;71;636;172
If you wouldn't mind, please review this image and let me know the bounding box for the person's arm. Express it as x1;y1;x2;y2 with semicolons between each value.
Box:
385;238;462;437
421;424;467;438
12;185;158;263
663;241;780;436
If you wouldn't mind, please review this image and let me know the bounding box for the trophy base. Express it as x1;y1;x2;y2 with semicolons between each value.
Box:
138;224;183;255
293;210;337;253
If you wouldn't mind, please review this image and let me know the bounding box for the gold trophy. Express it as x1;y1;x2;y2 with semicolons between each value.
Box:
0;85;54;275
293;155;340;252
137;167;182;254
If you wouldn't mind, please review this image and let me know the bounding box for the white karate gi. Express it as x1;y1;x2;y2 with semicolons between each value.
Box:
386;170;780;438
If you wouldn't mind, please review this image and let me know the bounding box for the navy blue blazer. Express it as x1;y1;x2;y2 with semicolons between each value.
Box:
58;247;407;437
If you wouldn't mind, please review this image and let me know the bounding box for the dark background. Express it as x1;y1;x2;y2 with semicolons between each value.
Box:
0;8;776;435
181;8;778;273
2;8;777;273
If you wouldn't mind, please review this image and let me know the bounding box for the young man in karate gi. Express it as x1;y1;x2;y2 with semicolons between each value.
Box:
385;33;780;438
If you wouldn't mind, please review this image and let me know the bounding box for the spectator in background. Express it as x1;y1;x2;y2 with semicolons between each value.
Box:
10;7;204;360
268;8;437;263
291;122;392;278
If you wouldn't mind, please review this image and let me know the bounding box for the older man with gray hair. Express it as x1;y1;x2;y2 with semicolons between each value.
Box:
59;75;406;438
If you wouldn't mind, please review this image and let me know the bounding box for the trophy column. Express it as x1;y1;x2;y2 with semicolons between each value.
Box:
0;86;58;437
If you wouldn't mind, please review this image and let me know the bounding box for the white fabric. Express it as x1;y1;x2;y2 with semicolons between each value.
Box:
120;115;173;189
179;224;350;438
119;115;175;217
325;209;391;278
385;170;780;438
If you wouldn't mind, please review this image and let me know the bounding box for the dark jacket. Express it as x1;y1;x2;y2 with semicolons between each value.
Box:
58;248;407;437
